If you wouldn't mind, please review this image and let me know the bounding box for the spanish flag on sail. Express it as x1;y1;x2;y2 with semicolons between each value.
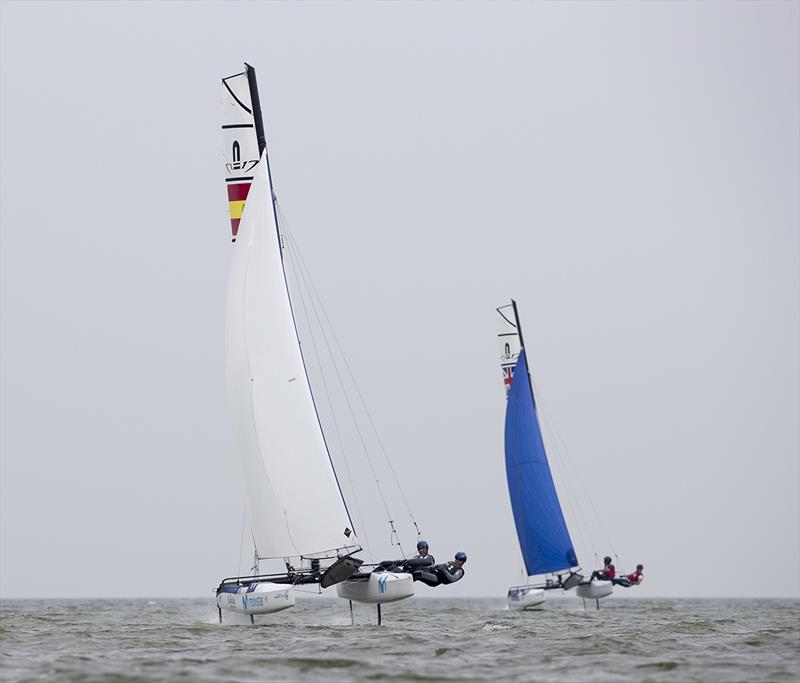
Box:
222;66;264;240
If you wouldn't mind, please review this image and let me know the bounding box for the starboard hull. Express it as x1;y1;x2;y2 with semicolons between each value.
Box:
336;572;414;604
507;586;546;610
575;581;613;600
217;582;295;615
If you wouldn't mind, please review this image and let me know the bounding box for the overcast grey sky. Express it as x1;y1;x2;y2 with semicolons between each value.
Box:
1;1;798;600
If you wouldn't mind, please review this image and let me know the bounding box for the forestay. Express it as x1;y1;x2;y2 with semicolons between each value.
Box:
223;66;359;561
499;303;578;576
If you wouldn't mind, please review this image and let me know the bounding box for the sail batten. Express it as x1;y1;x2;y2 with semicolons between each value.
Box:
498;304;578;577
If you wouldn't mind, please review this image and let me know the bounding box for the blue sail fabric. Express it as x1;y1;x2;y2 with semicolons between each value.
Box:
505;350;578;576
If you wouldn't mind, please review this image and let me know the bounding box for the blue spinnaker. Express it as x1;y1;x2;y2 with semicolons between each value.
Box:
505;350;578;576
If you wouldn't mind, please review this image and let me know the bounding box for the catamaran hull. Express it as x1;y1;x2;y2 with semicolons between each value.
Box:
575;581;613;600
217;582;296;615
336;572;414;604
507;586;546;610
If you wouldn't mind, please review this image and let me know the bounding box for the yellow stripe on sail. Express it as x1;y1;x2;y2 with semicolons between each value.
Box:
229;200;246;220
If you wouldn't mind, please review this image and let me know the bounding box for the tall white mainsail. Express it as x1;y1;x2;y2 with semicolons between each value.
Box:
223;66;358;561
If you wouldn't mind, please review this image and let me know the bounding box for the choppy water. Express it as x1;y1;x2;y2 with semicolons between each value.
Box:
1;597;798;682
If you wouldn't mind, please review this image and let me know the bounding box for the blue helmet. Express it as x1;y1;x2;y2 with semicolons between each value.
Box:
417;540;429;550
455;551;467;562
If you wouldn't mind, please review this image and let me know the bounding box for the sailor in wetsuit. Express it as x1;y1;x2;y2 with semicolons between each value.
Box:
402;540;435;572
590;556;615;582
413;551;467;587
374;540;436;574
612;564;644;587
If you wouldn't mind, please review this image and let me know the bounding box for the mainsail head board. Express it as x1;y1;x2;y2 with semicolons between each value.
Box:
497;302;578;576
223;65;358;561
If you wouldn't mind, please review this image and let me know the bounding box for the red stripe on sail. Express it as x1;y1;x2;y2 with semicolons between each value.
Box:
227;183;251;202
230;218;241;237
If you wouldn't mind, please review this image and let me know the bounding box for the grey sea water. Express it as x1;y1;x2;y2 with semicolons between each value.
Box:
1;597;798;682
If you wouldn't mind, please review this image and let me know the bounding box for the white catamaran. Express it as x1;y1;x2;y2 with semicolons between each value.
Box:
215;64;414;622
497;301;613;610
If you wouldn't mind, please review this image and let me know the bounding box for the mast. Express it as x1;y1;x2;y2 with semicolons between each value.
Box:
222;65;358;559
510;299;536;408
245;65;282;262
498;300;578;576
510;299;526;351
244;64;266;157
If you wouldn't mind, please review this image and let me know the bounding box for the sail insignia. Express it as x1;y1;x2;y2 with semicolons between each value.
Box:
222;70;260;239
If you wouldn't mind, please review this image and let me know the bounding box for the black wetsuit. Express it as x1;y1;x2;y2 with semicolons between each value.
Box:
413;560;465;587
404;553;435;571
374;553;435;574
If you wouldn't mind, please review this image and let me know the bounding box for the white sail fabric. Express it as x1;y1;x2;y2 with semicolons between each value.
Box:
497;303;522;398
225;150;358;560
222;72;260;173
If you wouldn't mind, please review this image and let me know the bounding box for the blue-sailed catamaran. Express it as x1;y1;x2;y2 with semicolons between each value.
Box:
497;301;613;609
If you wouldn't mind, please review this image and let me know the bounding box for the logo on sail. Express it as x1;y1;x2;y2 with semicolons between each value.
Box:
226;160;259;174
227;140;259;174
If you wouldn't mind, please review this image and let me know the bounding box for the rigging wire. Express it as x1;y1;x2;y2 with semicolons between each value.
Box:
277;204;409;557
535;389;623;571
293;587;324;595
238;505;248;576
523;350;596;563
533;388;597;564
282;223;371;555
284;221;401;554
553;420;623;570
277;203;421;545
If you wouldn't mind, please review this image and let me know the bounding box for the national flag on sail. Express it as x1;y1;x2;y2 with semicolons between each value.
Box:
226;180;252;238
502;366;515;395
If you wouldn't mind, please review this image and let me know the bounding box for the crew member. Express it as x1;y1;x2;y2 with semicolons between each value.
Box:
375;540;436;574
415;540;434;562
613;564;644;587
413;551;467;587
590;556;615;582
403;540;435;571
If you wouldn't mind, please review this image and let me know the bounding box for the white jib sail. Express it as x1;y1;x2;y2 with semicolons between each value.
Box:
224;72;358;561
497;302;522;398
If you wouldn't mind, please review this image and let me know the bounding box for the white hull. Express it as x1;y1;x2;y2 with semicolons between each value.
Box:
336;572;414;604
217;582;295;614
507;586;546;610
575;581;613;600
